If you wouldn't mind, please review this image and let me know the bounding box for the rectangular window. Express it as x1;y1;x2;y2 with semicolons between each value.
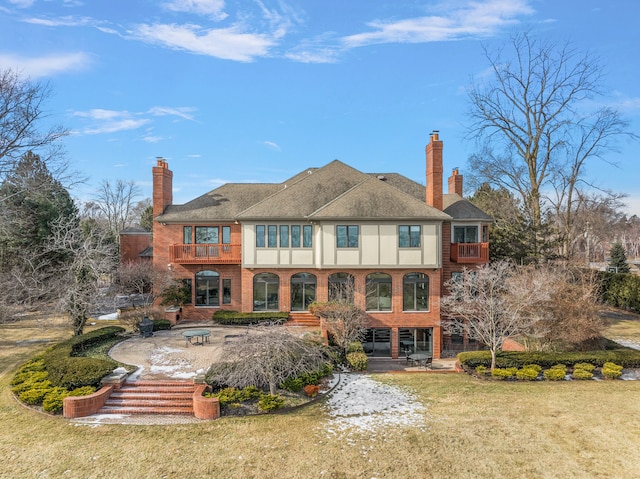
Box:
303;225;312;248
279;225;289;247
195;226;219;244
291;225;301;248
222;226;231;244
222;278;231;304
183;226;193;244
256;225;265;247
336;225;359;248
453;226;478;244
267;225;277;247
399;225;421;248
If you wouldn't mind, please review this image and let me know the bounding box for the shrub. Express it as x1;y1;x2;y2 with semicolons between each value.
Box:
573;363;596;372
19;384;53;405
303;384;320;397
346;352;368;371
41;387;69;413
280;377;304;392
347;341;364;353
152;319;172;331
212;386;263;406
211;310;289;325
258;394;284;412
522;364;542;373
46;357;116;390
602;362;623;379
491;368;514;380
571;368;594;380
458;349;640;369
544;366;567;381
475;365;488;375
516;367;540;381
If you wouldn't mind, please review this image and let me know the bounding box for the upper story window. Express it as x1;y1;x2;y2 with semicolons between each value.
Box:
183;225;231;244
336;225;359;248
196;226;218;244
399;225;421;248
256;225;265;247
256;224;313;248
453;225;478;243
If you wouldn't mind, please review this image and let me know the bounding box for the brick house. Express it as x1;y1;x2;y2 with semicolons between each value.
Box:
151;132;491;359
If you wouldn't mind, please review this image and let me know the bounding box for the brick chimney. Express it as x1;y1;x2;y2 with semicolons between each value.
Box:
426;131;443;210
448;168;463;196
152;158;173;218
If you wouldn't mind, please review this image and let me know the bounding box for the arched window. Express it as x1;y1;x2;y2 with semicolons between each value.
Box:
253;273;279;311
290;273;317;311
366;273;392;311
403;273;429;311
195;270;219;306
328;272;354;303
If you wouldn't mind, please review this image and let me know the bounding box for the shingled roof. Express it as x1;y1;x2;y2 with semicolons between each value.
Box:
156;182;283;222
443;193;493;221
155;159;490;223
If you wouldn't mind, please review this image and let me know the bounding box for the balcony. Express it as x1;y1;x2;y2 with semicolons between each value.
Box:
170;244;241;264
450;242;489;263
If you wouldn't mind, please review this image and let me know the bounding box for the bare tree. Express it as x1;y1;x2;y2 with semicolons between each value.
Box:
0;69;68;179
467;31;634;259
308;301;367;356
45;215;118;335
525;267;603;351
440;261;551;370
207;327;328;395
91;179;142;236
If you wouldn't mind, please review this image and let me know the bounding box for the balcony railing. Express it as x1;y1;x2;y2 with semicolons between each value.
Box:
450;242;489;263
169;244;241;264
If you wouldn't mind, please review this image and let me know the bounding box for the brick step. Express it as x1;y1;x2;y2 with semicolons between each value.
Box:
105;398;193;407
97;380;197;416
110;391;193;400
117;386;195;394
287;313;320;327
99;405;194;415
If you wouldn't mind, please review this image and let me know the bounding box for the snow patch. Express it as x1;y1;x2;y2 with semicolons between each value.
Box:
322;374;427;440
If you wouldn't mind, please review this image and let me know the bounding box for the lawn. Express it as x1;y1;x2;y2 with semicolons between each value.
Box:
2;315;640;478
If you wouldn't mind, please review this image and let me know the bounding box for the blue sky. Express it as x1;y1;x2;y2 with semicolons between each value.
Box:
1;0;639;214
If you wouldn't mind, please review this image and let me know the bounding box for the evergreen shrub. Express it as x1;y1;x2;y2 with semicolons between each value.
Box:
602;362;623;379
491;368;514;380
258;394;284;412
516;366;540;381
346;351;368;371
211;310;289;325
571;368;594;380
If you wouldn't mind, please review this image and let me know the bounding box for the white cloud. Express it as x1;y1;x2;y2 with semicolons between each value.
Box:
130;23;276;62
143;135;165;143
0;52;91;78
341;0;534;48
23;15;94;27
148;106;197;121
263;140;281;151
8;0;35;7
73;109;150;135
164;0;227;20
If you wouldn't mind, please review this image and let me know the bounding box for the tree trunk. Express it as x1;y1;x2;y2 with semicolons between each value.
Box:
490;348;497;371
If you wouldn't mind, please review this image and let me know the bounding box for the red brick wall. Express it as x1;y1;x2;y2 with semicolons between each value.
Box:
426;132;443;210
63;385;114;418
120;233;151;264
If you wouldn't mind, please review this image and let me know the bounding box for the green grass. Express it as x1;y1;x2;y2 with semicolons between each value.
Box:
2;313;640;478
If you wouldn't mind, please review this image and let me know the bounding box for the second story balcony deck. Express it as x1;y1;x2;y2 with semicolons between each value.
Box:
450;242;489;263
169;244;241;264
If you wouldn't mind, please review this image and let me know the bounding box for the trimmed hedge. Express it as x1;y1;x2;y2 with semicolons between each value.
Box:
212;310;289;325
152;319;172;331
458;349;640;370
42;326;124;389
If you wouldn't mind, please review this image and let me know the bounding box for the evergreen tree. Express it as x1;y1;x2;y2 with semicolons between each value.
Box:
608;243;631;273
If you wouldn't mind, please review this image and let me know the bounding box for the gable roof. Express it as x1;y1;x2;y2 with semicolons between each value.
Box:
236;160;371;219
310;176;450;220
